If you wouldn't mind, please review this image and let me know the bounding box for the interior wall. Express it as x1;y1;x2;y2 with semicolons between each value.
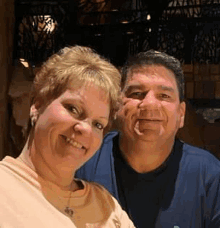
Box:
0;0;14;159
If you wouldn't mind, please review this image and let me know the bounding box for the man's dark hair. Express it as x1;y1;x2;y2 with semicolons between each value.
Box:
121;50;185;102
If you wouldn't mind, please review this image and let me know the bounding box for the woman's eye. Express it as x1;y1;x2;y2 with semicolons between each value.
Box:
66;105;78;115
94;122;104;130
70;106;78;114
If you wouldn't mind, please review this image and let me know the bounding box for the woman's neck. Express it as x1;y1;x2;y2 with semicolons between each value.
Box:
18;139;78;191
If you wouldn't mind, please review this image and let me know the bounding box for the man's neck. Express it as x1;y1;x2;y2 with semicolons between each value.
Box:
119;135;175;173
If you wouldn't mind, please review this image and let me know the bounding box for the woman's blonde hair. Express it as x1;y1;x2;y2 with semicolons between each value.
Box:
30;45;121;133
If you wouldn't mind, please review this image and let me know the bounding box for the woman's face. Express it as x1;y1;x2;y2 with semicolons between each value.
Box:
31;84;110;173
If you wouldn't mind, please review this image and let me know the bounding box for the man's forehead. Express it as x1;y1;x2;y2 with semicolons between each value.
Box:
123;67;178;93
129;65;173;77
125;66;176;84
123;81;175;93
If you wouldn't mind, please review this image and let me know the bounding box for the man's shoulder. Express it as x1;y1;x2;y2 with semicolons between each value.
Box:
86;130;119;159
181;140;220;171
94;130;119;155
76;131;119;181
182;141;219;160
102;131;119;144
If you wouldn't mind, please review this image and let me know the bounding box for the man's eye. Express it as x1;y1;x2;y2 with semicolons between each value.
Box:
128;92;144;99
159;94;170;99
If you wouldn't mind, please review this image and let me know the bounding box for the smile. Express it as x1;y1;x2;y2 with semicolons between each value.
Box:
61;135;86;150
139;119;163;122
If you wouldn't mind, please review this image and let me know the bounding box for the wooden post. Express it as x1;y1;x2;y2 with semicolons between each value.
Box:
0;0;14;159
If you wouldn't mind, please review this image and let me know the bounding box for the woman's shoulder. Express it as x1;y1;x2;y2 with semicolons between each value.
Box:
0;156;18;178
80;180;136;227
81;180;115;200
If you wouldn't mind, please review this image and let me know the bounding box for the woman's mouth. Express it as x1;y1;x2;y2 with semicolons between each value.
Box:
61;135;86;150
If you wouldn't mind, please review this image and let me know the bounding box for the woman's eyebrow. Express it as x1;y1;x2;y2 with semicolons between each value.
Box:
98;116;108;120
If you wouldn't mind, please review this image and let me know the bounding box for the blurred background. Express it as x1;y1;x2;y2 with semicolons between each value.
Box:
2;0;220;159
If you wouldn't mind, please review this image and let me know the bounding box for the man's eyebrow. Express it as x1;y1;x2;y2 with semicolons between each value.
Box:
158;85;175;93
123;84;145;94
123;84;175;94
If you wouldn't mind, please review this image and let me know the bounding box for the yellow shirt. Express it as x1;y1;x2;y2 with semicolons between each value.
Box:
0;156;135;228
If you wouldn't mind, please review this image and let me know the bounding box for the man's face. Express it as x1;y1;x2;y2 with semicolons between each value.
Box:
117;65;185;143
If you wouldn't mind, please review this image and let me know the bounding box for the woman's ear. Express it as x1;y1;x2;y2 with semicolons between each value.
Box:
30;101;41;126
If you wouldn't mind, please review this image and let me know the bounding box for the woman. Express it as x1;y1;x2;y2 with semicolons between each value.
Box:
0;46;135;227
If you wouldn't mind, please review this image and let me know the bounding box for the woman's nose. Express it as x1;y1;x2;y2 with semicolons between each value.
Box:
73;120;92;136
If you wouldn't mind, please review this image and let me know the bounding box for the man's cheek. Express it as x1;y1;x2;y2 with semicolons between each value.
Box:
122;103;137;118
122;97;129;106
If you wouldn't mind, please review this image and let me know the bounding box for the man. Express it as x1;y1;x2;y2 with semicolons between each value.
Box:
76;50;220;227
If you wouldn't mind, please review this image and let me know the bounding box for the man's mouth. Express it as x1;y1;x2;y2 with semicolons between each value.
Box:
134;118;163;135
61;135;86;150
139;119;163;122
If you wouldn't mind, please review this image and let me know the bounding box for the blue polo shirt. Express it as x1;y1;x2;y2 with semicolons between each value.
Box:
76;131;220;228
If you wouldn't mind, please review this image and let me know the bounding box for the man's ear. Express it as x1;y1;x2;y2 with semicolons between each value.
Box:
179;101;186;129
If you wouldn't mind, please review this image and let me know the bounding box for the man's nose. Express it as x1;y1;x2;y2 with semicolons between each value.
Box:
139;91;159;109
